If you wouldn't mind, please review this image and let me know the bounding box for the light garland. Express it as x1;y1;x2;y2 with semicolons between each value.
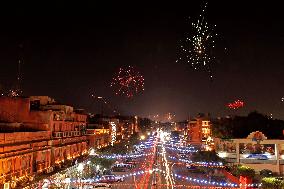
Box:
168;156;224;167
165;146;198;153
172;172;262;188
78;168;262;188
99;153;153;159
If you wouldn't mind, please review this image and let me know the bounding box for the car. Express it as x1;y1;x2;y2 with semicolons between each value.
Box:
125;159;137;165
114;163;135;169
114;175;124;182
186;164;206;174
111;167;128;172
93;183;111;188
260;169;273;177
99;175;124;183
246;154;269;160
186;164;197;170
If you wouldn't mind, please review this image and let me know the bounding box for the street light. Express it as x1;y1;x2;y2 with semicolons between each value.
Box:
89;148;96;156
140;135;146;140
77;163;84;172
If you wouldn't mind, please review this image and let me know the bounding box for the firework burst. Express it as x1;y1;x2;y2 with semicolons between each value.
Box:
177;2;217;77
227;99;245;109
110;66;145;98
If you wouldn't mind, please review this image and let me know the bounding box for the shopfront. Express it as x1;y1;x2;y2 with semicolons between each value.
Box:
215;131;284;174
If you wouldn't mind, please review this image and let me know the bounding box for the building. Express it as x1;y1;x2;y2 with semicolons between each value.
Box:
116;116;138;140
215;131;284;174
87;114;139;150
175;121;188;132
87;122;110;149
88;115;120;147
0;96;88;188
0;125;51;188
187;114;212;146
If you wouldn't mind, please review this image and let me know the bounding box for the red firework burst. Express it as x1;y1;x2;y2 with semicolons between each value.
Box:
227;99;244;109
110;66;145;98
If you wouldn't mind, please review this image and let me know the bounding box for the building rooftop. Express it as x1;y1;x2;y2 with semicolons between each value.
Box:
0;122;44;133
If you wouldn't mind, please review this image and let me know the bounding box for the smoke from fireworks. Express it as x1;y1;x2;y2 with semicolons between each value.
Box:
176;2;217;78
110;66;145;98
227;100;244;109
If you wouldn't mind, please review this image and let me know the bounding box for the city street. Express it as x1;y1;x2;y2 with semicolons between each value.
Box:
26;130;236;189
97;130;231;189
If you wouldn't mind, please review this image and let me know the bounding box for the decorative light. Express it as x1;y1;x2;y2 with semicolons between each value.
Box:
140;135;146;140
110;122;117;146
77;163;84;172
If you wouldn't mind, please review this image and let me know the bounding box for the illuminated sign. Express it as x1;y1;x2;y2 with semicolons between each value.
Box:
111;122;117;146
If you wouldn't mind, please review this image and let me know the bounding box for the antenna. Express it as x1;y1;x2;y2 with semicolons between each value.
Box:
8;44;24;97
16;44;23;96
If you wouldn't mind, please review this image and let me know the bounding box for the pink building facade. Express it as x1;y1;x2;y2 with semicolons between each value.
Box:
0;96;88;188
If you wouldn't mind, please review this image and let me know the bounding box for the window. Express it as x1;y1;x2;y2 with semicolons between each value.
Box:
59;123;62;131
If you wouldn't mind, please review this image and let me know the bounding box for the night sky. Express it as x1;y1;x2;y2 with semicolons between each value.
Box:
0;1;284;120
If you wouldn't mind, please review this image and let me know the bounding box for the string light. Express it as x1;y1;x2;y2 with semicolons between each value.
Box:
98;153;153;159
165;146;198;153
168;156;224;168
27;167;263;188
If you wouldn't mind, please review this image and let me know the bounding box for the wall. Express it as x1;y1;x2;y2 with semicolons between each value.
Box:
188;121;202;144
0;131;50;145
0;97;30;122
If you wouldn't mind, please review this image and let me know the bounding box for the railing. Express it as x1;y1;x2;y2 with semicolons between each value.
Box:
240;159;277;164
53;132;63;138
53;131;82;138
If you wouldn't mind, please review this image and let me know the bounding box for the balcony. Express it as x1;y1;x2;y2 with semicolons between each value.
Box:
73;131;80;136
53;132;63;138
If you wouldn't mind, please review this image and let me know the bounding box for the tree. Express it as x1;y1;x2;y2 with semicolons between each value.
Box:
212;111;284;139
90;157;115;170
191;150;225;163
232;165;255;178
98;132;140;155
138;118;152;132
98;143;127;154
212;117;234;139
261;177;284;189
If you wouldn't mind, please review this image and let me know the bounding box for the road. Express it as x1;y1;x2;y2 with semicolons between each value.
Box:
28;131;234;189
111;131;230;189
112;132;187;188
